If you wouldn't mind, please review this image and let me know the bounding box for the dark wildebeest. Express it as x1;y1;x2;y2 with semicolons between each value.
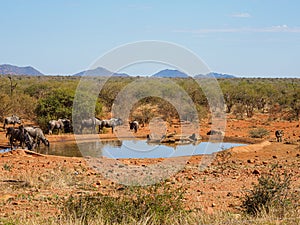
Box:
6;125;29;149
206;130;224;136
275;130;284;142
99;118;123;133
3;115;21;129
24;126;50;148
48;118;71;134
129;121;139;133
80;117;102;133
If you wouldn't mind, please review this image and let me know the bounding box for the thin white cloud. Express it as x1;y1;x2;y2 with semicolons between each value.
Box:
174;25;300;34
231;13;251;18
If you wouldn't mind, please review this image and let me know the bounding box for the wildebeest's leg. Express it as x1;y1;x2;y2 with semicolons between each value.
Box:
36;139;41;149
3;120;7;129
112;125;114;134
275;131;283;142
20;140;24;149
45;140;50;154
58;126;62;135
9;136;14;149
48;123;55;135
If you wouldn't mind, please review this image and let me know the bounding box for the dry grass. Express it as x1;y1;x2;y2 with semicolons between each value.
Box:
2;208;299;225
0;165;78;191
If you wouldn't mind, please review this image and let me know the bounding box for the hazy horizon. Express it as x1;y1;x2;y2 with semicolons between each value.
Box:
2;63;300;78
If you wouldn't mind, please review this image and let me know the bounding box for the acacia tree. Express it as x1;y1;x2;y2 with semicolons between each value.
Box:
0;94;12;121
7;75;17;97
35;88;75;131
289;84;300;120
130;104;155;127
99;77;133;112
221;81;239;113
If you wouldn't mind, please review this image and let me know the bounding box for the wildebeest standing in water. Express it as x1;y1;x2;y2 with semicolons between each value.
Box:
99;118;123;133
3;115;21;129
25;126;50;148
48;118;71;134
129;121;139;133
275;130;284;142
6;125;31;149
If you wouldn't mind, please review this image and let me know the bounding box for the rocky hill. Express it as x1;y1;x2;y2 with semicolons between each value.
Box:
73;67;129;77
0;64;44;76
195;72;236;79
151;69;189;78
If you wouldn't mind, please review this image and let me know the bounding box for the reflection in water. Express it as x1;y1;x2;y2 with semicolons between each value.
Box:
47;140;122;157
0;140;246;159
44;140;245;159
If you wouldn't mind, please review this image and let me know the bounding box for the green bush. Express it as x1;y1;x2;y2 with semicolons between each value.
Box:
248;127;269;138
60;183;186;224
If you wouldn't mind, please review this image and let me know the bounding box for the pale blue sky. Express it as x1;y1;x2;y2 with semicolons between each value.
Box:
1;0;300;77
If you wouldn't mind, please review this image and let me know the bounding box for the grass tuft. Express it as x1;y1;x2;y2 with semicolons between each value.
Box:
59;182;186;225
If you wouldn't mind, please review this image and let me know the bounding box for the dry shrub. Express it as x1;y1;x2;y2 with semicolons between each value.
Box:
248;127;269;138
242;168;299;218
60;183;186;225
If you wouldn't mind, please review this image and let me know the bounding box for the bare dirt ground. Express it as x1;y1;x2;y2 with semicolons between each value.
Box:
0;113;300;220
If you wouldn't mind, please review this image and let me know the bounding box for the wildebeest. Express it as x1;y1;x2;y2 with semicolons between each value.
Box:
206;130;224;136
6;125;28;149
3;115;21;129
48;118;71;134
129;121;139;133
80;117;102;134
99;118;123;133
24;126;50;148
275;130;284;142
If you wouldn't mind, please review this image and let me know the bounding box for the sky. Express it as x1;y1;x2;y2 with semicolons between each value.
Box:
1;0;300;77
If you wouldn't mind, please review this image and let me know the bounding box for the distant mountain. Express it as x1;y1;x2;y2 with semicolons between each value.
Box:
151;69;189;78
0;64;238;78
195;72;236;79
151;70;236;78
73;67;129;77
0;64;44;76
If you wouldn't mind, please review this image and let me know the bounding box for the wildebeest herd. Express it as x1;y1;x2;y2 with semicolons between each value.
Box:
2;114;285;152
2;115;139;151
76;117;137;134
6;125;50;150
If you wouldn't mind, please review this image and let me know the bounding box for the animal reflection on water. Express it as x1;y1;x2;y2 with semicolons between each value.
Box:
40;139;245;159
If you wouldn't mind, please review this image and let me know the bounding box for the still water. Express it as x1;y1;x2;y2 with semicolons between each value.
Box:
39;139;245;159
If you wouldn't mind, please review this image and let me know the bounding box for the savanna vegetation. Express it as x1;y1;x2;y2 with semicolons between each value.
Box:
0;75;299;224
1;168;299;225
0;75;299;132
